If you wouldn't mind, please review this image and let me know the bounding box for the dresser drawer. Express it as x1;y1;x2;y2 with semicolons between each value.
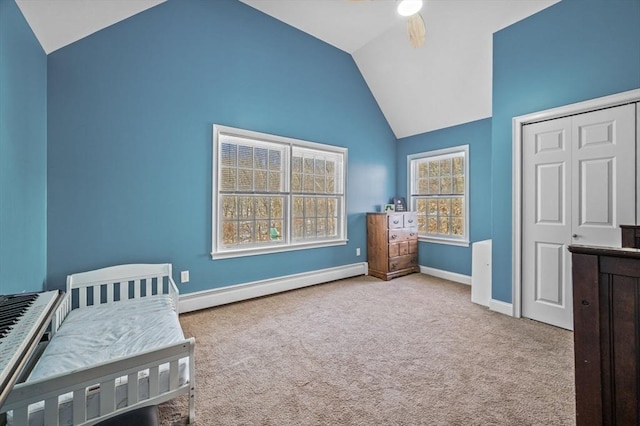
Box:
388;228;418;242
389;254;417;272
388;213;405;229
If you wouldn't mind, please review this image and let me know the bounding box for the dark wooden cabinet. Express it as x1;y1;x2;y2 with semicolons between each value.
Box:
367;212;419;281
569;244;640;426
620;225;640;249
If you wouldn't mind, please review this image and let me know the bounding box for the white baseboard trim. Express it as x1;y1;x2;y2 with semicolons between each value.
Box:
420;266;472;286
178;262;368;313
489;299;514;316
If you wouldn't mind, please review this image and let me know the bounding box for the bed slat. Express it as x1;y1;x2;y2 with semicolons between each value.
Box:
100;379;116;416
169;360;179;390
73;388;87;424
93;285;100;305
45;396;59;426
127;372;139;406
106;283;114;303
12;405;28;425
149;366;159;398
134;280;141;299
79;288;87;309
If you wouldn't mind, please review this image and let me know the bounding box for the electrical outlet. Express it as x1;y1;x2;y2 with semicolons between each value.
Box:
356;248;361;256
180;270;189;283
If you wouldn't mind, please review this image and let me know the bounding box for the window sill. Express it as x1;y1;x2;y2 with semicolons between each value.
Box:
211;239;348;260
418;237;470;247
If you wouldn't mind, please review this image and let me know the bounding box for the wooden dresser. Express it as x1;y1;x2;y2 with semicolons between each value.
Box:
366;212;419;280
569;244;640;426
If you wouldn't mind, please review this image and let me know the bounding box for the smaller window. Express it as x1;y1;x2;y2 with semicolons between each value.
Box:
408;145;469;246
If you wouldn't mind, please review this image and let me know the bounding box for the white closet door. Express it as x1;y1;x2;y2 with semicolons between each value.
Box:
522;103;636;330
571;105;636;247
523;117;573;330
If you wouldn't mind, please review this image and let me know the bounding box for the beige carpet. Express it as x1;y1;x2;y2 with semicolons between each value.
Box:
159;273;575;425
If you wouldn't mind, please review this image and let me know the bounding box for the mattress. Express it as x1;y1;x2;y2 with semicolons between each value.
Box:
8;295;189;426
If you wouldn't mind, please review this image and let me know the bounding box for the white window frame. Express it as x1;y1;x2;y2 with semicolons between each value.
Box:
211;124;348;259
407;145;469;247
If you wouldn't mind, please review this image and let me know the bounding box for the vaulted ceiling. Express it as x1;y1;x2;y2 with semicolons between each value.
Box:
15;0;559;138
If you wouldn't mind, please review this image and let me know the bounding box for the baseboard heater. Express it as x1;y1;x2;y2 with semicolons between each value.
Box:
178;262;368;313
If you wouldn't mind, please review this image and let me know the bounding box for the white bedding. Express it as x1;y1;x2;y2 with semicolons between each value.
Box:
29;295;185;382
8;295;189;426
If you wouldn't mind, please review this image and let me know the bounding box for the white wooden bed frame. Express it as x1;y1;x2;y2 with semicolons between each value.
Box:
1;264;195;426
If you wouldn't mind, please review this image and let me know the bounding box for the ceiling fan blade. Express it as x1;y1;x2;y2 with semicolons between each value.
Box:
407;13;426;48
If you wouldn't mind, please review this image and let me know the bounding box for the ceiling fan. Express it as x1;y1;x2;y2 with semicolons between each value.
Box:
350;0;426;48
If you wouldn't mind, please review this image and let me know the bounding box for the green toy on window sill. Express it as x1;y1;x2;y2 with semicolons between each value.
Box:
269;227;280;240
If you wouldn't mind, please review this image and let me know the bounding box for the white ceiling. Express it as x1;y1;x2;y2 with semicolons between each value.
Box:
15;0;559;139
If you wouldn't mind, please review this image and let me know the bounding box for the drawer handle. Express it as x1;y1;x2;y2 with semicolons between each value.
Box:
393;220;400;225
390;234;398;240
390;263;398;270
409;233;415;237
407;219;414;224
581;300;590;306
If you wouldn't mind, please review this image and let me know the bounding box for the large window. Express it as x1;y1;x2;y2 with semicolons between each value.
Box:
408;145;469;246
212;125;347;258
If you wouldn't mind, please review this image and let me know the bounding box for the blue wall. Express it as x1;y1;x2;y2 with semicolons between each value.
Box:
396;118;492;276
46;0;396;292
0;0;48;294
491;0;640;302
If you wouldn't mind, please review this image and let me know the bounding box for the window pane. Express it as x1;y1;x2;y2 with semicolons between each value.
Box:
452;217;464;236
222;221;238;245
254;170;267;191
238;145;253;168
453;156;464;175
220;168;237;191
438;198;451;216
417;215;427;233
317;198;327;217
239;221;254;244
271;198;283;218
317;218;327;237
416;199;428;214
291;173;302;192
327;198;337;216
221;143;237;167
429;161;439;177
428;178;439;194
327;218;337;236
305;218;316;238
292;156;302;173
255;147;268;169
427;199;438;216
451;198;463;216
255;197;269;219
304;197;316;217
303;157;314;174
238;169;252;191
270;220;283;241
438;217;450;234
440;158;452;175
453;176;464;194
326;176;335;193
428;217;438;233
269;150;281;171
221;196;237;219
326;160;335;175
418;162;428;179
293;218;303;238
303;175;314;192
440;176;452;193
238;197;253;218
314;176;326;193
256;220;270;241
269;172;282;192
315;159;325;175
417;178;428;194
293;197;304;218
